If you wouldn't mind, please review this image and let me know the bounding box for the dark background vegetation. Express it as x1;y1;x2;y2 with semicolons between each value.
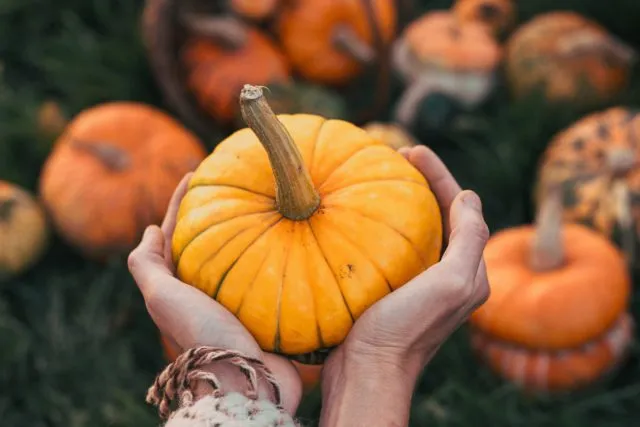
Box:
2;0;640;426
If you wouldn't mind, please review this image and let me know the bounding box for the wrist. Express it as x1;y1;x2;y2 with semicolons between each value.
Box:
319;346;420;427
194;361;278;404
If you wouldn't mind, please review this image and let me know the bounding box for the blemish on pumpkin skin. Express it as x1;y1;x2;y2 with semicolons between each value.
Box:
338;263;355;279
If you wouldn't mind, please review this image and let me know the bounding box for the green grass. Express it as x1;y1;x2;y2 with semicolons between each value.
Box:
2;0;640;426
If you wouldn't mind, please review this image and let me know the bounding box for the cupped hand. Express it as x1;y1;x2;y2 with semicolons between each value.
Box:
324;145;491;384
127;173;302;414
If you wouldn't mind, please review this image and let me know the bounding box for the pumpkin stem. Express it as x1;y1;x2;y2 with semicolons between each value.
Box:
612;180;635;267
530;185;565;271
0;198;17;222
70;139;131;172
333;25;376;65
181;14;247;50
240;84;320;220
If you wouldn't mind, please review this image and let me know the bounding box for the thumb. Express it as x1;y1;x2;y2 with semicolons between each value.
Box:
440;190;489;282
128;225;172;295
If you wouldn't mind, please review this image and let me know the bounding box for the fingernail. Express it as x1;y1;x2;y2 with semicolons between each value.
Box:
461;190;482;212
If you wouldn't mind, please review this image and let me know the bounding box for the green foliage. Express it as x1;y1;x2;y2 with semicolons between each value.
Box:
1;0;640;426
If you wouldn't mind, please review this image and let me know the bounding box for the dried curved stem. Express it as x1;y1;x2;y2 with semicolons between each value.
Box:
240;85;320;220
606;147;637;266
530;185;565;271
607;147;637;175
333;25;376;65
181;13;248;50
70;139;131;171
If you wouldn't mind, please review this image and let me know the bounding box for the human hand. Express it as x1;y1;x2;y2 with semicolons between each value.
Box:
127;173;302;415
320;145;490;427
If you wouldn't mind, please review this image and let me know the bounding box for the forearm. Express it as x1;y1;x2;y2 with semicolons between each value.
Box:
319;351;419;427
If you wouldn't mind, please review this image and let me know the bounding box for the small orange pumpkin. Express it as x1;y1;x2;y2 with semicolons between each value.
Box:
39;102;206;259
171;85;443;363
470;186;633;392
363;122;418;150
452;0;515;37
0;181;49;280
392;11;501;127
535;107;640;267
277;0;397;85
505;12;636;107
230;0;280;21
161;333;182;362
182;25;291;125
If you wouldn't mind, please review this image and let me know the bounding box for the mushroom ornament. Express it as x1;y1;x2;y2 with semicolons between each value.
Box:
392;11;501;131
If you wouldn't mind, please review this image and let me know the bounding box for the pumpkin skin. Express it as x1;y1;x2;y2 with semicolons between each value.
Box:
277;0;397;86
470;219;633;392
161;333;181;362
0;182;49;280
363;122;418;150
182;27;291;125
172;110;443;361
535;107;640;267
452;0;515;37
505;12;636;107
230;0;279;21
392;11;501;127
40;102;206;259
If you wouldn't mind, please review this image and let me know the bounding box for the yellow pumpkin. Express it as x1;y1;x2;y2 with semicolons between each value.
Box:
171;85;443;362
0;181;49;280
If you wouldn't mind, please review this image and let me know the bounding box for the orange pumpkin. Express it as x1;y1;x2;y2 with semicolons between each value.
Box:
277;0;397;85
0;181;49;280
363;122;418;150
230;0;280;21
535;107;640;268
39;102;206;259
470;186;633;392
452;0;515;37
182;25;291;125
392;11;501;127
171;85;443;363
505;12;636;107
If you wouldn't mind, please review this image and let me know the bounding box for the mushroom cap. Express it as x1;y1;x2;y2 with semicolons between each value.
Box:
402;10;502;72
470;223;631;350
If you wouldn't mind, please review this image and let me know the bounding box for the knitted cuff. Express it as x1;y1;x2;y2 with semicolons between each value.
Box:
163;393;300;427
146;346;283;420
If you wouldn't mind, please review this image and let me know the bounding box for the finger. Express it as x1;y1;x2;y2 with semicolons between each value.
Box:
128;225;172;296
161;172;193;269
440;190;490;282
398;146;411;159
408;146;462;235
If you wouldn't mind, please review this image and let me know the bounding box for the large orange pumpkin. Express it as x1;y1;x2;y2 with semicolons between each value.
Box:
452;0;515;37
505;12;636;107
39;102;206;259
277;0;397;86
0;181;49;280
535;107;640;268
182;25;291;125
392;11;501;127
470;186;633;392
171;85;443;363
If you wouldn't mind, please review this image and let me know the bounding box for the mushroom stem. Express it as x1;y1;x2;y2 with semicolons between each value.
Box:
333;25;376;65
530;185;565;271
70;139;131;172
181;14;247;50
240;85;320;220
